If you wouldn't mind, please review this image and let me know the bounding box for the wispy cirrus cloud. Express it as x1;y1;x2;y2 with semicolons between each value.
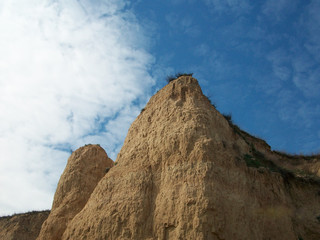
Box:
262;0;298;21
0;0;154;215
266;49;291;82
289;0;320;98
203;0;251;14
197;0;320;153
301;1;320;58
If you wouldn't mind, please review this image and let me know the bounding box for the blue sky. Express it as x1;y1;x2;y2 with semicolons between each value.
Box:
0;0;319;215
133;0;320;153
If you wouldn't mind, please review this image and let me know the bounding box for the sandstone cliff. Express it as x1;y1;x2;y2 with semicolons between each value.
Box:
8;76;320;240
56;76;319;239
37;144;114;240
0;210;49;240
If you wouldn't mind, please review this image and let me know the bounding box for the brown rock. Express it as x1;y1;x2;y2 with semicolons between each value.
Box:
3;76;319;239
0;210;49;240
37;144;113;240
61;76;320;240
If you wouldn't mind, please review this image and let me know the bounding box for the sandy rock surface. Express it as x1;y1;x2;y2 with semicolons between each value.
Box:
60;77;320;240
7;76;319;240
0;210;49;240
36;144;113;240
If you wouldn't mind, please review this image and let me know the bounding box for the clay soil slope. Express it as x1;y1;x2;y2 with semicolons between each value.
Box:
0;210;49;240
57;76;320;240
37;144;114;240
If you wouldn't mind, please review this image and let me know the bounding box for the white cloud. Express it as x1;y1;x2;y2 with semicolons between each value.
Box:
0;0;154;215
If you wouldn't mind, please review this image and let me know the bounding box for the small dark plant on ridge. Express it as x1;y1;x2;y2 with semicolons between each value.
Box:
205;95;217;108
166;72;193;83
223;113;233;125
175;72;193;78
166;75;176;83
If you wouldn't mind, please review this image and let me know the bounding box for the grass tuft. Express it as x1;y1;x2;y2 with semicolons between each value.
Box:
166;72;194;83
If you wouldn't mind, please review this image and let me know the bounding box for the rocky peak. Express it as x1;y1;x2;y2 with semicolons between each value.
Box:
60;76;320;239
9;76;320;240
118;76;249;168
37;144;113;240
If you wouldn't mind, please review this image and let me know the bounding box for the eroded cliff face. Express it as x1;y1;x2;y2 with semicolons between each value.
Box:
37;144;114;240
0;210;49;240
55;76;320;240
9;76;318;240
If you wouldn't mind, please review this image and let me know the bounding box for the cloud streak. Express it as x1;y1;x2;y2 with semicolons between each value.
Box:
0;0;154;215
203;0;251;14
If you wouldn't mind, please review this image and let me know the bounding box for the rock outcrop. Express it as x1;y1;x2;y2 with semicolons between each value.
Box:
5;76;320;240
37;144;113;240
58;76;319;239
0;210;49;240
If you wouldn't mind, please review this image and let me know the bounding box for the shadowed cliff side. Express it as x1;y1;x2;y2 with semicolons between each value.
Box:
57;76;320;240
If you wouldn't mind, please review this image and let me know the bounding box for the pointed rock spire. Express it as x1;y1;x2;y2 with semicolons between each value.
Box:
37;144;113;240
38;76;320;240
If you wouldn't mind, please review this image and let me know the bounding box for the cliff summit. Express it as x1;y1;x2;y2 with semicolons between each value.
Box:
3;76;320;240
